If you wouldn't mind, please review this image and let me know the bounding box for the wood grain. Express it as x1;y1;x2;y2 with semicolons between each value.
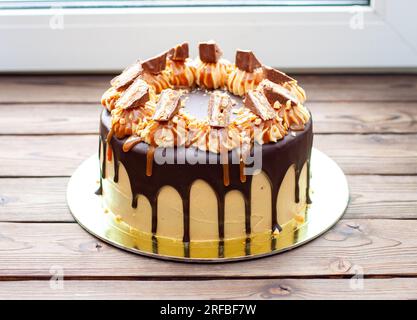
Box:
0;219;416;278
347;175;417;219
1;175;416;222
1;74;416;104
1;102;417;135
309;102;417;134
1;134;416;177
0;278;416;300
0;104;102;135
0;178;72;222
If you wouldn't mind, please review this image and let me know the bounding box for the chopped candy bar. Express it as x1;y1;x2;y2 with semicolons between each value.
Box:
262;65;295;84
235;50;261;73
244;90;276;121
208;91;232;128
259;79;299;106
110;61;142;90
199;40;223;63
153;89;182;122
142;51;168;74
115;78;150;109
169;42;189;61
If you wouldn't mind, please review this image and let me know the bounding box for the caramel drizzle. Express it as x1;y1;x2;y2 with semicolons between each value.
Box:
239;160;246;183
107;146;113;162
146;145;155;177
123;135;142;152
145;122;160;177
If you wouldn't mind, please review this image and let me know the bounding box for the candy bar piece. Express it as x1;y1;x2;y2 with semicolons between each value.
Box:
235;50;262;73
259;79;299;106
110;61;143;90
262;65;295;84
208;91;232;128
244;90;276;121
115;78;150;109
142;51;168;75
198;40;223;63
153;89;182;122
169;42;189;61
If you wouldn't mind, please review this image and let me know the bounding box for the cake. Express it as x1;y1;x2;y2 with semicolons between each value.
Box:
98;41;313;259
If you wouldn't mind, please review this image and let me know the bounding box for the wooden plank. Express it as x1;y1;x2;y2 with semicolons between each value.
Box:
0;278;416;299
0;75;109;104
347;175;417;219
0;104;102;135
1;175;416;223
0;219;416;278
1;134;416;177
1;102;417;135
0;135;97;177
1;74;416;103
0;178;72;222
314;134;417;175
298;74;417;102
309;102;417;134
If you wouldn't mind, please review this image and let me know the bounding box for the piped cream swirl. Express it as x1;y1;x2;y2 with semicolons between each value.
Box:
167;58;196;88
101;87;121;112
283;80;307;104
195;58;230;89
227;67;263;96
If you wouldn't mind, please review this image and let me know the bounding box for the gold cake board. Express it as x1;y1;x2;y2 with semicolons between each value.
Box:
67;148;349;263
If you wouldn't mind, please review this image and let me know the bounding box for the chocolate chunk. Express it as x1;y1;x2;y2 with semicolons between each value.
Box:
110;61;142;90
208;91;232;128
169;42;189;61
142;51;168;75
244;90;276;121
115;78;150;109
262;65;295;84
235;50;262;73
153;89;182;122
198;41;223;63
259;79;299;106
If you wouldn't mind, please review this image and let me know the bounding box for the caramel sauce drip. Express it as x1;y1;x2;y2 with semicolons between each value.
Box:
146;145;155;177
107;144;113;162
218;128;230;187
222;163;230;187
106;128;114;143
145;122;160;177
239;160;246;183
123;135;142;152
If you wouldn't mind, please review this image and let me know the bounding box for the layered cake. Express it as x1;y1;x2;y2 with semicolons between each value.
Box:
99;41;313;259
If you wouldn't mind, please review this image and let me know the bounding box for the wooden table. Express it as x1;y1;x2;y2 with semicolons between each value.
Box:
0;74;416;299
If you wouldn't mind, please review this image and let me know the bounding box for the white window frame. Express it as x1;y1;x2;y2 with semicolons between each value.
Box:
0;0;416;72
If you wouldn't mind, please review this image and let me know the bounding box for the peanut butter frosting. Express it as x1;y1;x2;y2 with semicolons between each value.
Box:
101;41;310;154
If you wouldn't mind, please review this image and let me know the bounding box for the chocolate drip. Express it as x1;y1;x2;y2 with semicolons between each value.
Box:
99;110;313;258
182;196;191;257
244;197;251;255
151;201;158;253
306;158;312;204
113;155;119;183
152;235;158;254
294;167;301;203
96;136;103;195
101;138;107;180
217;194;225;258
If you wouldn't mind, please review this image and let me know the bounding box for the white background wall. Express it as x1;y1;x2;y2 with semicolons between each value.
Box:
0;0;416;72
